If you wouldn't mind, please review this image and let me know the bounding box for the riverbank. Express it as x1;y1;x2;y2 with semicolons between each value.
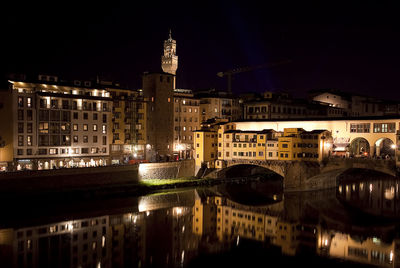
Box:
0;171;281;202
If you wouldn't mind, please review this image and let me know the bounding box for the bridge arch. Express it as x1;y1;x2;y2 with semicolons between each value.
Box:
217;163;284;179
349;137;370;157
374;137;395;158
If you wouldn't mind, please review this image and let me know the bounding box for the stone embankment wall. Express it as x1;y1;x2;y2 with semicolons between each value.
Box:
0;160;196;194
138;159;195;180
0;165;139;194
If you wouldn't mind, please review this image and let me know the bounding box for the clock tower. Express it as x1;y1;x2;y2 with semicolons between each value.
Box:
161;30;178;85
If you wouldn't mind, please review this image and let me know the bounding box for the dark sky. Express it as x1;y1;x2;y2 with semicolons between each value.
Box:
3;1;400;100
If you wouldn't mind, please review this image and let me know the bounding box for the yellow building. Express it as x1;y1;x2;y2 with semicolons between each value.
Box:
194;130;218;174
192;192;218;237
215;196;267;242
278;128;333;162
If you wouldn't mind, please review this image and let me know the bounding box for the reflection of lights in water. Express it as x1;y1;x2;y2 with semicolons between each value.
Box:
273;194;277;200
66;222;73;231
138;199;149;212
384;187;395;200
102;236;106;247
181;250;185;265
173;207;184;216
133;216;137;224
352;184;356;191
346;185;349;192
370;184;373;193
182;225;185;233
324;239;328;246
372;237;381;245
338;185;342;193
146;211;150;217
236;236;240;246
97;262;101;268
360;183;364;191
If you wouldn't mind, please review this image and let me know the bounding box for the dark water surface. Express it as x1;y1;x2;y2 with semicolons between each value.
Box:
1;178;400;268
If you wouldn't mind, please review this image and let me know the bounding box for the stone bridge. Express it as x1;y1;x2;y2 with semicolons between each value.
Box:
214;158;397;191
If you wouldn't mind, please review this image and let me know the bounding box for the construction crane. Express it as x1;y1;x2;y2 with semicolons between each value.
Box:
217;59;292;93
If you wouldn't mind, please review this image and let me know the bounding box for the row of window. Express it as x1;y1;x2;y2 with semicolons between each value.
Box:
174;117;199;122
18;96;110;111
37;123;107;134
16;147;107;155
349;123;396;133
175;99;199;106
231;151;279;157
247;106;306;115
39;98;109;111
112;133;141;141
17;135;107;147
174;107;199;113
174;126;197;131
17;96;32;108
280;153;319;158
18;109;108;123
282;143;318;148
174;135;193;141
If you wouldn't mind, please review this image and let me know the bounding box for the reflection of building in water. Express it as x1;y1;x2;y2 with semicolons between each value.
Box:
2;216;111;268
2;186;400;267
0;204;199;268
109;213;147;268
193;190;318;256
318;231;399;267
192;188;400;266
337;179;400;217
135;206;198;267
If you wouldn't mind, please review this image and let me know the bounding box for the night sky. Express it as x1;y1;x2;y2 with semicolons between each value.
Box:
3;1;400;100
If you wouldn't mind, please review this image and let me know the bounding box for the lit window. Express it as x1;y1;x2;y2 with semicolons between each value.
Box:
27;97;32;108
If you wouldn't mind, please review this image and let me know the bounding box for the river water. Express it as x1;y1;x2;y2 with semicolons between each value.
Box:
0;177;399;268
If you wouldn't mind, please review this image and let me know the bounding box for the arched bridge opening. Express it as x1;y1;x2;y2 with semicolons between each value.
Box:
217;164;284;181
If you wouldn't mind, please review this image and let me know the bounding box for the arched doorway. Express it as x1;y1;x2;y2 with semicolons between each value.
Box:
350;138;370;157
374;138;395;159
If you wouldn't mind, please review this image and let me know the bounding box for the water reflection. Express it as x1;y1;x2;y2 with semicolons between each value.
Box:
1;178;400;267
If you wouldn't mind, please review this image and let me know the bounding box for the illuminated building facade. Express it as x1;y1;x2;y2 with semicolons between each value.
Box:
106;86;147;164
193;117;400;171
310;89;400;117
278;128;332;162
4;75;113;170
244;98;344;120
197;89;242;123
173;89;200;159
